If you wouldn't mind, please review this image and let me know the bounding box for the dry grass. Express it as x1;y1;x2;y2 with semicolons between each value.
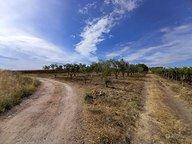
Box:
154;104;191;143
141;75;192;143
81;75;146;143
34;73;146;143
170;83;192;107
20;73;192;143
158;77;192;107
0;71;39;113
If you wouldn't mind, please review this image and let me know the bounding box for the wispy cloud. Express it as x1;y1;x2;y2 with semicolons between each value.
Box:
0;0;78;69
125;43;175;61
0;55;18;60
0;34;67;62
123;23;192;66
79;2;97;14
76;0;141;60
104;23;192;66
106;46;130;58
75;16;112;57
105;0;141;14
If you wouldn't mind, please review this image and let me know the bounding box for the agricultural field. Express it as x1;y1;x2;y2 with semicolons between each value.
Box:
0;60;192;144
51;72;147;143
1;0;192;143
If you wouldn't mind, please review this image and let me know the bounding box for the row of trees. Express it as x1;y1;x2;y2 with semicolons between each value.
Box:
151;67;192;84
43;59;149;80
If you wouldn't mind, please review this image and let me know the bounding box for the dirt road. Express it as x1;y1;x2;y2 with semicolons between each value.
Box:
134;74;192;144
0;78;83;144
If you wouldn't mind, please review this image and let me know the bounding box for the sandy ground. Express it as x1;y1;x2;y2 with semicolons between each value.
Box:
133;74;192;144
0;78;83;144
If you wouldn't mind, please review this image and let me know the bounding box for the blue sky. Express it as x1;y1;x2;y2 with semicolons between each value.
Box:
0;0;192;69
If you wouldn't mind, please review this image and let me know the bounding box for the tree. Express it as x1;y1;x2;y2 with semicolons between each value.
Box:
110;59;120;78
84;66;93;84
63;64;73;78
118;59;128;78
50;64;57;70
44;60;153;84
137;64;149;73
55;65;63;70
90;62;102;74
151;67;192;84
100;61;111;87
43;65;50;70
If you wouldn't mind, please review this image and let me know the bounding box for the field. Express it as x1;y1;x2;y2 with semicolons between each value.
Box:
51;73;146;143
0;68;192;143
30;71;192;143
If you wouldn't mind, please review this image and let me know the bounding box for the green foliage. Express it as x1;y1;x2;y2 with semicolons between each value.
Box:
137;64;149;72
43;59;149;80
151;67;192;84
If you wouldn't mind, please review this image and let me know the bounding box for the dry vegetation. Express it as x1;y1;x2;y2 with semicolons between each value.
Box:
144;75;191;143
83;77;146;143
0;71;39;113
44;73;147;143
1;58;191;144
163;79;192;106
23;69;192;143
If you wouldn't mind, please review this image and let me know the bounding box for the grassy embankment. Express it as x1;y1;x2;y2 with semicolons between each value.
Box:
0;71;39;113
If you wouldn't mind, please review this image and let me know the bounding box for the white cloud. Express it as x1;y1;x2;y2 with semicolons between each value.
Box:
75;16;112;57
79;2;97;14
76;0;141;60
143;52;191;66
125;43;175;62
106;46;130;58
0;0;81;69
160;27;170;33
0;34;66;62
107;0;141;14
124;23;192;66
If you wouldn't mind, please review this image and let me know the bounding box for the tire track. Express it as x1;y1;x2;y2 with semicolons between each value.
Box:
0;78;83;144
133;74;192;144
